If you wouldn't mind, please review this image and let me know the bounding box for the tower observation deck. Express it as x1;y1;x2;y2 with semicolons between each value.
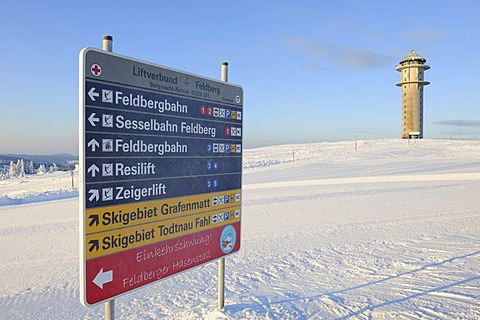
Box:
395;50;430;139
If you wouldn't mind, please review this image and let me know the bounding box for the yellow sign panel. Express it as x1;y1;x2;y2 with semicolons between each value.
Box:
86;189;242;233
86;206;240;259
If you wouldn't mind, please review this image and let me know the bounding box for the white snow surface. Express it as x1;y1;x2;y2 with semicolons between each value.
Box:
1;139;480;319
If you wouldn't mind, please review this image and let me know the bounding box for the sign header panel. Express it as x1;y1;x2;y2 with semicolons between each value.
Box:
84;49;242;105
79;48;242;306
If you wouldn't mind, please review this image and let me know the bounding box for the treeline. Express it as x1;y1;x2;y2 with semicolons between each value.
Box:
0;159;78;180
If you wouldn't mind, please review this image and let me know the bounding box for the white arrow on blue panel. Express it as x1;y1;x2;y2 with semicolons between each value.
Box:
87;139;99;152
87;164;100;177
88;87;99;101
88;189;99;202
88;113;100;126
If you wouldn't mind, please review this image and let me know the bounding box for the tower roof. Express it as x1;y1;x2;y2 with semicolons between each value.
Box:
399;50;427;64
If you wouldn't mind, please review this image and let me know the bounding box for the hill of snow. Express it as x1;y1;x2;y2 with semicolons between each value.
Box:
1;139;479;319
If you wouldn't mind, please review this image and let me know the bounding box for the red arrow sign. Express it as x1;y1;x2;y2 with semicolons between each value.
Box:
84;222;240;305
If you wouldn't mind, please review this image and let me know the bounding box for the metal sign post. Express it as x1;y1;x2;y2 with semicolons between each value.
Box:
217;61;228;311
102;34;115;320
79;37;243;310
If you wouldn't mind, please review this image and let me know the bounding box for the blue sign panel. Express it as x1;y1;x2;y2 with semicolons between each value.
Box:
85;173;241;208
85;81;243;120
84;157;242;183
81;50;243;209
84;106;241;140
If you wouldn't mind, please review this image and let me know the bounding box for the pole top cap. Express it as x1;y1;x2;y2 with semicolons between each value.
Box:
103;35;113;41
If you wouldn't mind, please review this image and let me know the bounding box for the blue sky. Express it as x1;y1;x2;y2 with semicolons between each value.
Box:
1;0;479;154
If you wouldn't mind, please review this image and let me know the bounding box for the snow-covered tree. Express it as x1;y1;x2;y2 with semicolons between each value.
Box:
28;161;35;175
37;164;47;174
9;161;16;178
0;169;5;180
17;159;26;178
14;160;20;177
48;163;58;173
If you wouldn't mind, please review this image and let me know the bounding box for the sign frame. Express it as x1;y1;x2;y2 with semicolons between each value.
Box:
79;48;243;306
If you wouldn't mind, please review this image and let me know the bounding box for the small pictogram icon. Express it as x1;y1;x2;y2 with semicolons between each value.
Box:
91;64;102;76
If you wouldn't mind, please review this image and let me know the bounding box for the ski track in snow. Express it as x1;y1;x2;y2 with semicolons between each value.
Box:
1;139;480;319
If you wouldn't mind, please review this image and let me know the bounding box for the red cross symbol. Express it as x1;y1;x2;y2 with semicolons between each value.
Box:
91;64;102;76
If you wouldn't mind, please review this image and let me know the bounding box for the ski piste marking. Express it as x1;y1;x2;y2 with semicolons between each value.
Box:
244;173;480;190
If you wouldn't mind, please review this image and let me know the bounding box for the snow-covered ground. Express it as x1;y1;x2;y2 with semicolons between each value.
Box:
0;170;78;206
1;139;479;319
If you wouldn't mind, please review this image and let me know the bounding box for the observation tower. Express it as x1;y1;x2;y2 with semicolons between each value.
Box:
395;50;430;139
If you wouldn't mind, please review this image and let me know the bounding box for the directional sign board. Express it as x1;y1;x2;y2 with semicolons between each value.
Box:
79;48;243;306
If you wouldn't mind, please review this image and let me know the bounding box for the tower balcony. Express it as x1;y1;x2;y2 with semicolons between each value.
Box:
396;79;430;87
395;63;430;72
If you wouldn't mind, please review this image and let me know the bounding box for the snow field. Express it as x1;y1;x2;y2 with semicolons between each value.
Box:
0;139;479;319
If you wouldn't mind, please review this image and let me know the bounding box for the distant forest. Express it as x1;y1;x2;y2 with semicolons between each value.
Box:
0;153;78;172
